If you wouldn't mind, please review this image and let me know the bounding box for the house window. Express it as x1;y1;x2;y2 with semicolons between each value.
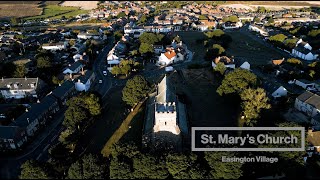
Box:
165;122;167;126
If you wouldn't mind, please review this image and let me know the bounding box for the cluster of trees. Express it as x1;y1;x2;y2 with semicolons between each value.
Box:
222;15;239;23
203;29;232;60
111;59;142;77
268;34;299;50
138;32;164;56
216;68;271;126
122;75;150;107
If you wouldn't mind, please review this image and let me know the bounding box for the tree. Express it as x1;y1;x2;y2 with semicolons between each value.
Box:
204;151;243;179
121;64;131;77
13;64;26;78
240;88;271;126
204;29;225;39
37;56;52;69
122;75;150;106
228;15;239;23
217;68;257;96
64;105;88;129
52;76;64;85
68;154;105;179
139;42;154;55
10;17;19;26
199;15;208;20
267;17;274;24
269;34;287;43
109;157;133;179
287;58;303;67
139;32;164;44
283;38;298;49
257;6;267;13
308;29;320;37
111;66;121;76
137;14;147;25
20;160;50;179
253;17;261;23
114;30;123;41
212;44;225;55
132;154;169;179
214;62;226;75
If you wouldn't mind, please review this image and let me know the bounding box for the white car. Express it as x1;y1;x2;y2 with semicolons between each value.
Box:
103;71;107;76
99;80;103;84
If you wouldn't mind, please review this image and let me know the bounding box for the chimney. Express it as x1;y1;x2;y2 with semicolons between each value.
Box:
69;73;72;80
25;76;27;80
81;67;85;75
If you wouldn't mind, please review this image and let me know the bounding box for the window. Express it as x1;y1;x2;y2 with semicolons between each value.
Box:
165;122;167;126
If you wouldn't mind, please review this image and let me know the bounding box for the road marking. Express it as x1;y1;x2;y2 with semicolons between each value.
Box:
43;144;50;152
36;153;42;161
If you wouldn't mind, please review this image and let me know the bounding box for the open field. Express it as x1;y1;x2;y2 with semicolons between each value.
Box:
176;31;207;62
0;2;42;19
225;30;286;65
60;1;98;10
170;69;239;127
24;5;89;20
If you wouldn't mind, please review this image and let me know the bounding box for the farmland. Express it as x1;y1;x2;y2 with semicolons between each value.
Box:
0;2;42;20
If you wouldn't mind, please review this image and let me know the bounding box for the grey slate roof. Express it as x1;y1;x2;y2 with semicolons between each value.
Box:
76;70;94;84
294;43;312;55
0;78;39;90
10;94;57;127
297;91;320;109
68;61;84;71
0;126;23;139
51;80;74;99
156;75;175;103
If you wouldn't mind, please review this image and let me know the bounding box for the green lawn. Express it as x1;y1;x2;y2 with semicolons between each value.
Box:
24;5;88;20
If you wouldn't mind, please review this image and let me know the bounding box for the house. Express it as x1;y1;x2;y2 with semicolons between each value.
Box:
10;94;59;137
292;39;319;61
0;77;45;99
50;80;77;106
0;126;27;151
77;32;100;40
158;49;177;66
154;45;164;55
295;91;320;117
63;61;85;74
42;42;67;51
272;58;285;66
293;79;317;90
248;24;269;36
142;75;188;150
239;61;251;70
262;81;288;99
311;114;320;126
222;21;243;29
75;70;96;92
212;56;235;69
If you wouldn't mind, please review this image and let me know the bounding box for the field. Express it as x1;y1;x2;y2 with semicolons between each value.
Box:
24;5;89;21
60;1;98;10
176;31;207;62
225;30;286;65
0;2;42;19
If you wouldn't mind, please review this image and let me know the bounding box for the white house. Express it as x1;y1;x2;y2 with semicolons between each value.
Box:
77;32;100;40
248;24;269;36
75;70;96;92
63;61;85;74
292;39;319;61
222;21;243;29
158;49;177;66
295;91;320;117
106;48;121;72
42;42;67;51
293;79;317;90
0;77;43;99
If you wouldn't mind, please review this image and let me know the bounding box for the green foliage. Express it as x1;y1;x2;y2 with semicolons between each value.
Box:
137;14;147;25
111;59;142;76
212;44;225;55
214;62;226;75
308;29;320;37
222;15;239;23
37;56;52;69
19;160;50;179
122;75;150;106
253;17;260;23
110;143;140;158
59;128;75;145
217;68;257;96
139;32;164;45
199;15;208;20
109;157;133;179
287;58;303;67
63;93;101;129
133;154;169;179
290;27;301;35
10;17;20;26
257;6;267;13
283;38;298;49
269;34;287;43
13;64;26;78
114;30;123;41
52;76;64;85
204;151;243;179
204;29;225;39
267;17;275;24
139;42;154;54
240;88;271;126
67;154;105;179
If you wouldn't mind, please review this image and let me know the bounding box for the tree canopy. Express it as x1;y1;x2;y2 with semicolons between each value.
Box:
19;160;50;179
269;34;287;43
122;75;150;106
139;32;164;45
139;42;154;55
13;64;26;78
214;62;226;75
217;68;257;96
204;29;225;39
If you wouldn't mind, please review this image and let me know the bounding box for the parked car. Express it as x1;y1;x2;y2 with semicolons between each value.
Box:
99;80;103;84
103;71;107;76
